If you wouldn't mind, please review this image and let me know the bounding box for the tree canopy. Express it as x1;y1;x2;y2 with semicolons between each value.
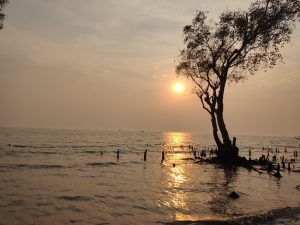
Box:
0;0;9;30
176;0;300;162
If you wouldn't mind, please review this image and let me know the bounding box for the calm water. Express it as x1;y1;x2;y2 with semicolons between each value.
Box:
0;128;299;225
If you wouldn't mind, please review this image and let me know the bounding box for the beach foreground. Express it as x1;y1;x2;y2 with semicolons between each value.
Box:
163;207;300;225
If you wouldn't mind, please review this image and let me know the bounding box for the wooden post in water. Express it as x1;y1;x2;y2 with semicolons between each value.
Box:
144;149;147;161
117;150;120;160
233;137;236;147
161;151;165;163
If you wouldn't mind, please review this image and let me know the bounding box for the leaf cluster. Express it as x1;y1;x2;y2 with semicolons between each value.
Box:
176;0;300;102
0;0;9;30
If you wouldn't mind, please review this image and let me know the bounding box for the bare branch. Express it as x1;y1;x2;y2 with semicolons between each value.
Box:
197;93;212;114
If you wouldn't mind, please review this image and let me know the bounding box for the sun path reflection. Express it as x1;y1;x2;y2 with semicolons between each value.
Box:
162;132;198;220
163;132;194;159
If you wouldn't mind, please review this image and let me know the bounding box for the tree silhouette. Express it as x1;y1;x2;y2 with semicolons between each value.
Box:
0;0;9;30
176;0;300;163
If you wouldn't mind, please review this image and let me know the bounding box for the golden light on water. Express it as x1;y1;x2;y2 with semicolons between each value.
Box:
170;166;186;187
162;132;191;217
164;132;189;148
172;82;185;93
163;132;204;222
165;165;188;211
171;133;184;147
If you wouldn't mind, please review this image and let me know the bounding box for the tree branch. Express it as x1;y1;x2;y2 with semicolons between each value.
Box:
198;93;212;113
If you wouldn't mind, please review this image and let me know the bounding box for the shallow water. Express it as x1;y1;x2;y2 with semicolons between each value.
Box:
0;128;299;225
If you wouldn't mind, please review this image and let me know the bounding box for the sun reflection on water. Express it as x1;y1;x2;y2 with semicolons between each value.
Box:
164;166;188;211
162;132;192;219
164;132;188;148
170;166;185;187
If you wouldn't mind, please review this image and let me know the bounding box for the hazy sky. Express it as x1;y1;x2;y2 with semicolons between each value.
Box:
0;0;299;136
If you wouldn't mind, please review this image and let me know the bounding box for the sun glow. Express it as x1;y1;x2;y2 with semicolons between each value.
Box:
172;82;184;93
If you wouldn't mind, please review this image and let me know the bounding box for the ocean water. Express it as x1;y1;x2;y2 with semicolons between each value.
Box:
0;128;299;225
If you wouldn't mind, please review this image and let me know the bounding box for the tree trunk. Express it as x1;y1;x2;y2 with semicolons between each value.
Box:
214;109;239;163
210;112;222;150
215;79;239;163
216;110;231;145
209;110;238;163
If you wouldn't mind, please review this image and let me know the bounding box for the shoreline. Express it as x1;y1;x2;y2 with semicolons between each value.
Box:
163;206;300;225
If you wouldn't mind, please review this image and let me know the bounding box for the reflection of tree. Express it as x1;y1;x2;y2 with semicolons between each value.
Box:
207;167;241;215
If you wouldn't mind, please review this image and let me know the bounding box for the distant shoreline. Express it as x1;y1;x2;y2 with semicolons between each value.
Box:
0;126;298;138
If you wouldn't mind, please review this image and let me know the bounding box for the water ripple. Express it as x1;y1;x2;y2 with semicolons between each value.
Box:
58;195;93;202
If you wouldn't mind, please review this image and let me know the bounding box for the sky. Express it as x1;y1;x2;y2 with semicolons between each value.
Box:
0;0;299;136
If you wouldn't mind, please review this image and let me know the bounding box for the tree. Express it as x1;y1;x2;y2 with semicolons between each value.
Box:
0;0;9;30
176;0;300;163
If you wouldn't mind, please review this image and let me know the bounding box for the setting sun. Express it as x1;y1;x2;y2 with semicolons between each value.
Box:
173;83;185;93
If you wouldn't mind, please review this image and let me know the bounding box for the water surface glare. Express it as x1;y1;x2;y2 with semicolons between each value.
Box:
0;128;299;224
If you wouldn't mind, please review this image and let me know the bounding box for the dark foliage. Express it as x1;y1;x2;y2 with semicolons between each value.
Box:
0;0;9;30
176;0;300;162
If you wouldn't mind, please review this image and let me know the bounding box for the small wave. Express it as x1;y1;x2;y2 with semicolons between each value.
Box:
6;200;26;207
83;150;101;154
11;144;55;149
41;151;58;154
18;164;64;169
36;202;53;207
12;145;27;148
182;157;195;161
133;205;148;210
120;161;143;165
26;150;58;155
94;194;107;199
0;164;64;172
55;205;84;213
69;145;104;149
87;162;117;167
113;195;127;200
28;145;56;149
0;179;15;183
58;195;93;202
0;164;64;170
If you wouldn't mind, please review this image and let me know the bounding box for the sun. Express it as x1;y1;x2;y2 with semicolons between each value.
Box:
173;82;184;93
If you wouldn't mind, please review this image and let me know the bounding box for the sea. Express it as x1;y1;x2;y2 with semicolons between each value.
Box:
0;127;299;225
